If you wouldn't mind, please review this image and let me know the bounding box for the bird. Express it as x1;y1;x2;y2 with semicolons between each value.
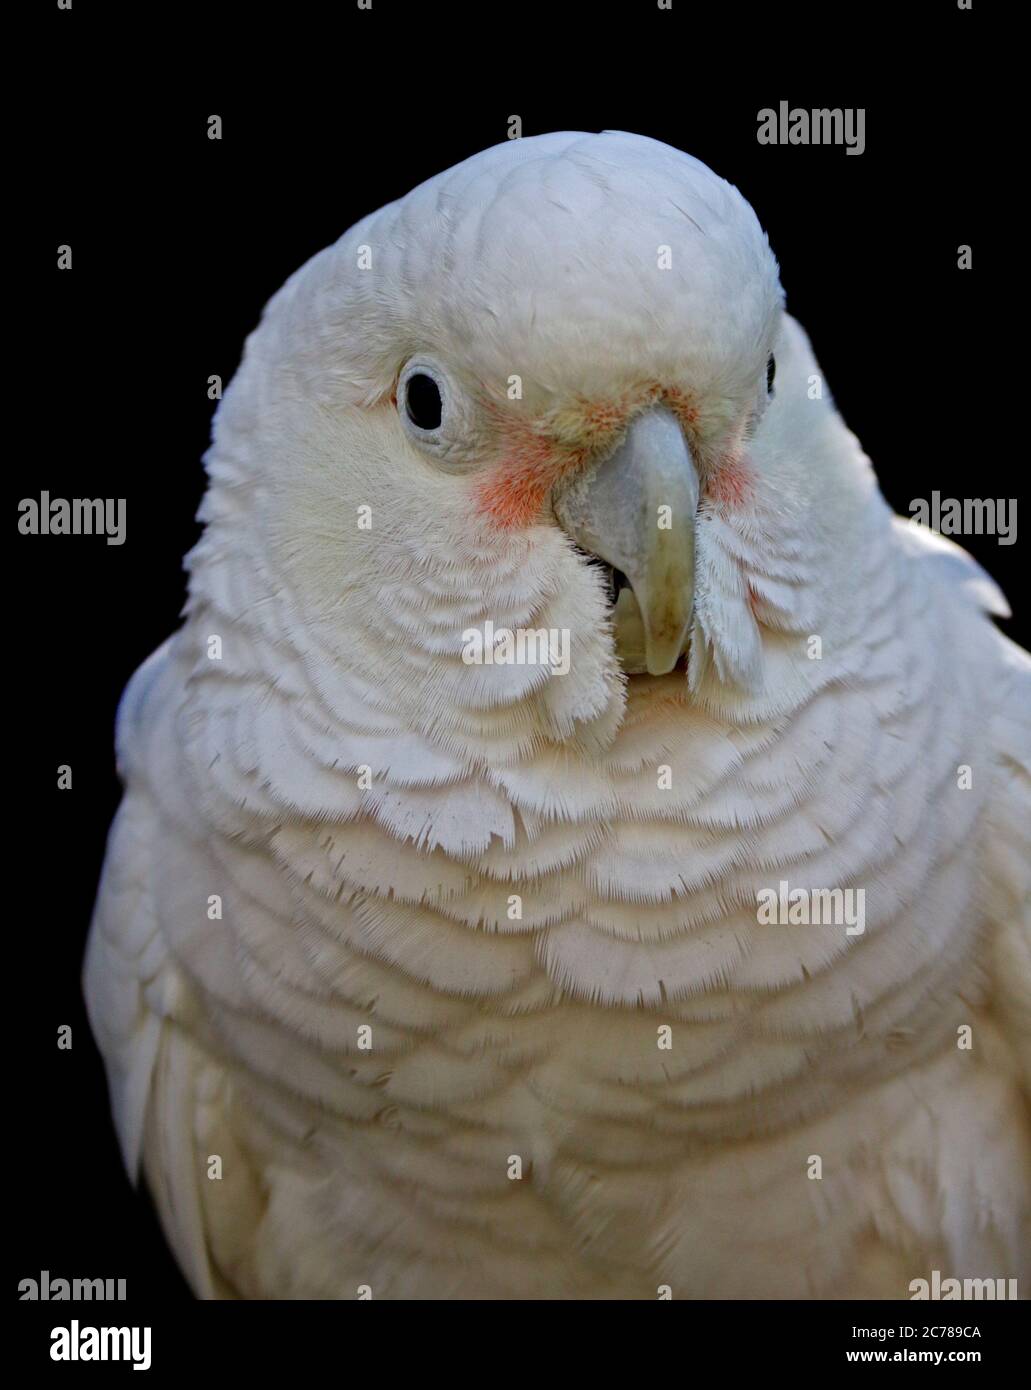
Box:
84;131;1030;1299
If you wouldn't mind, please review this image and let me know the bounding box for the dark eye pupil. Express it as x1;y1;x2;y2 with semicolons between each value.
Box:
405;373;443;430
766;354;776;394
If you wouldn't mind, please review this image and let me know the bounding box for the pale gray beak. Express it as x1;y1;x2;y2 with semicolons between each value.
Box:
553;406;698;675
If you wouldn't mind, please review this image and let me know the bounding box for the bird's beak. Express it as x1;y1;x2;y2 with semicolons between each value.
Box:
553;406;698;676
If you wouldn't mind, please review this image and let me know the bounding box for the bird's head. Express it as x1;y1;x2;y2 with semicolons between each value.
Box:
197;133;848;752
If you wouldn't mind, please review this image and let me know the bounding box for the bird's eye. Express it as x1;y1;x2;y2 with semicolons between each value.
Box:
766;354;776;396
404;372;444;431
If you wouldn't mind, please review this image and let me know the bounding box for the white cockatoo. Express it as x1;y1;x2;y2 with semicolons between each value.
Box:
85;131;1030;1300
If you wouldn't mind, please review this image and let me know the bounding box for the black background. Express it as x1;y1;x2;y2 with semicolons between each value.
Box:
12;0;1022;1348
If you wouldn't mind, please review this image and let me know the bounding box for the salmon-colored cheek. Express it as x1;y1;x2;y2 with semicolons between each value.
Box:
706;454;754;507
473;387;710;528
476;442;585;529
477;467;551;528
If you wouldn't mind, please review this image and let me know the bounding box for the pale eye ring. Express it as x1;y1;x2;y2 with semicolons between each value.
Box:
395;357;476;471
398;360;450;437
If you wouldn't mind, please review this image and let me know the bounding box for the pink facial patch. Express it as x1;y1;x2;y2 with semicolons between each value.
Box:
705;452;754;508
476;435;586;529
474;385;712;529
